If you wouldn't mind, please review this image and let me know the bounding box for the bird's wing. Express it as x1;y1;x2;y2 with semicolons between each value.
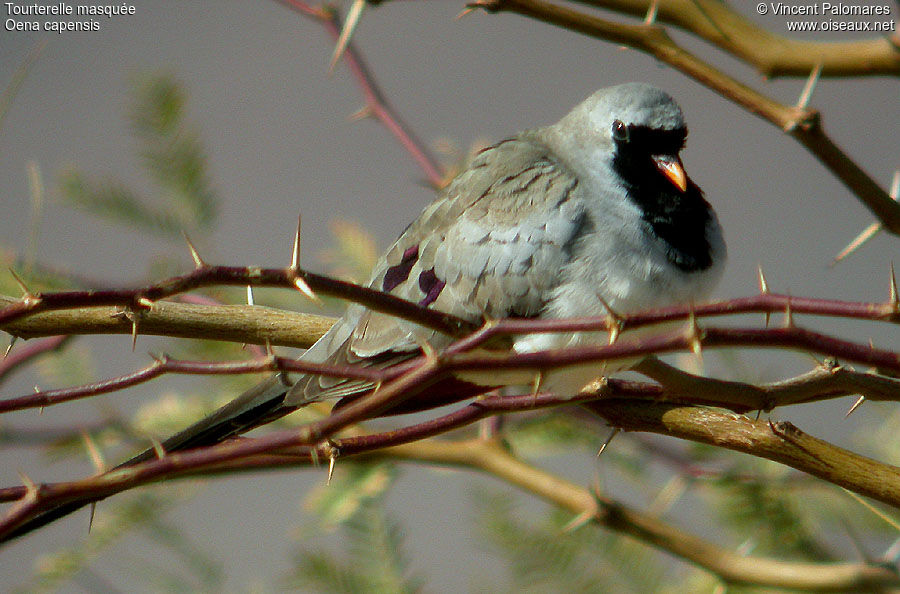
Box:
288;134;587;405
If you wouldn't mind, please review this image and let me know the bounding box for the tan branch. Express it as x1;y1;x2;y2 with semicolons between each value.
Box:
582;0;900;78
0;295;334;349
584;400;900;509
3;431;897;589
384;439;899;591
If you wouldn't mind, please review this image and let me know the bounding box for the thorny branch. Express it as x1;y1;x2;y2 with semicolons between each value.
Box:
582;0;900;78
3;2;900;588
274;0;447;188
2;395;900;589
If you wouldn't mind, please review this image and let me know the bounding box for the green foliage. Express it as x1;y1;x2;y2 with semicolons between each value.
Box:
317;219;379;284
473;488;668;593
303;461;398;529
703;458;837;561
58;73;217;239
33;343;96;389
289;463;423;594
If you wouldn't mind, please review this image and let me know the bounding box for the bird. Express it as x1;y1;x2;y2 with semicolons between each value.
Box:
2;82;725;542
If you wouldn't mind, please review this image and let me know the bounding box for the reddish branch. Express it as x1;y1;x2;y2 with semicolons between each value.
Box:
274;0;446;188
0;335;71;383
0;354;382;414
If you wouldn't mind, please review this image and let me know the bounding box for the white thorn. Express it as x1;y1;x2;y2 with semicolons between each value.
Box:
832;171;900;265
4;335;18;358
327;452;337;485
293;275;321;304
757;264;769;295
796;62;823;109
291;214;302;270
597;427;620;457
890;262;898;307
182;231;205;268
845;396;865;417
328;0;366;72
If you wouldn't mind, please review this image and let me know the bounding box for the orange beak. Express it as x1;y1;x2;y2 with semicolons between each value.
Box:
653;154;688;193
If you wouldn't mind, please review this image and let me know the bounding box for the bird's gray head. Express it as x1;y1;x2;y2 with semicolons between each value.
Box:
579;82;686;133
541;83;690;194
541;83;720;273
545;83;686;160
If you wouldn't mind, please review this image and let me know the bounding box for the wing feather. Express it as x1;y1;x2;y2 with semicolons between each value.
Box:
286;133;585;406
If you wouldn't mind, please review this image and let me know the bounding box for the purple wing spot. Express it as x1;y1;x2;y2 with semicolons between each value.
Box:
418;268;445;307
382;245;418;292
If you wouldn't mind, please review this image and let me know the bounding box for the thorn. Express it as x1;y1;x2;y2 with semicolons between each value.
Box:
88;502;96;533
151;438;166;460
783;296;794;329
796;62;823;109
530;371;543;407
182;231;205;268
292;275;322;304
643;0;659;24
327;446;339;485
455;5;476;18
596;294;623;344
846;395;865;417
757;264;769;294
246;285;255;306
4;335;18;358
348;105;374;121
687;308;703;366
9;267;33;297
328;0;366;73
755;408;763;421
890;262;898;309
80;429;107;473
597;427;620;457
757;264;771;327
832;222;882;266
131;317;139;352
18;470;38;499
831;171;900;265
560;509;594;533
291;214;302;270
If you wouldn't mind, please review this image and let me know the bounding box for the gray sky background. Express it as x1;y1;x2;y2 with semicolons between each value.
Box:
1;1;898;591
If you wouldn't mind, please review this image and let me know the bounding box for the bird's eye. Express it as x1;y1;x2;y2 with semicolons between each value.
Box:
611;119;629;142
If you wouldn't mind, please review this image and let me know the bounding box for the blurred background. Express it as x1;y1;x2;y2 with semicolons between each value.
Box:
1;1;898;591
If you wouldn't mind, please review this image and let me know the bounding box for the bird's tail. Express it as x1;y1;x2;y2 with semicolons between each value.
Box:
1;373;297;545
